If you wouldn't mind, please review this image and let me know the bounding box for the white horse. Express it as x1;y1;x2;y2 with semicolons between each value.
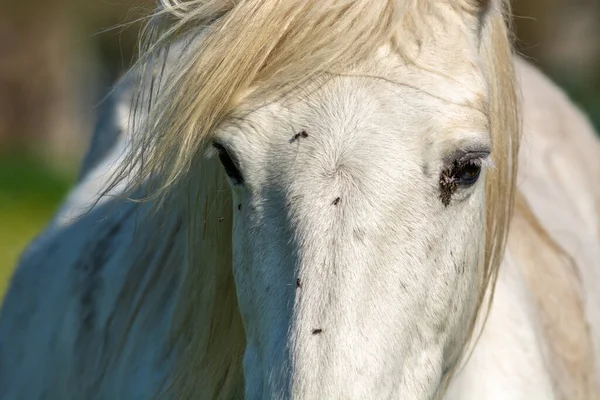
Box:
1;0;599;399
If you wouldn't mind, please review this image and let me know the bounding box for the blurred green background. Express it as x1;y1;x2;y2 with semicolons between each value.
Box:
0;0;599;297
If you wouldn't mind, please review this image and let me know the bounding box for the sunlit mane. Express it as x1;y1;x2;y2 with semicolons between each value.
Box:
105;0;520;398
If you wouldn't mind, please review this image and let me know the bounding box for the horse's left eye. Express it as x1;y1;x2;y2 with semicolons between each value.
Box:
439;155;486;206
453;160;481;185
212;142;244;185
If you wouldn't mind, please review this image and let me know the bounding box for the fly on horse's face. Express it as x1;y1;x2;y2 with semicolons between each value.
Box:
210;6;491;400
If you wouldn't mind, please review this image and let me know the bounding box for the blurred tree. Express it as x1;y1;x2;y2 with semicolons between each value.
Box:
0;0;152;169
512;0;600;129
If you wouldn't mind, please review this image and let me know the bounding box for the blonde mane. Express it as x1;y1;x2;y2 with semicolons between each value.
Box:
106;1;520;398
510;192;596;399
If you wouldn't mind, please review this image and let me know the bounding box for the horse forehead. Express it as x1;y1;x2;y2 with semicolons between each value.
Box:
236;55;489;176
260;82;430;189
279;47;487;125
271;69;487;143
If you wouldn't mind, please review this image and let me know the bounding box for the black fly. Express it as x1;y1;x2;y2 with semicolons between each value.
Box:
289;130;309;143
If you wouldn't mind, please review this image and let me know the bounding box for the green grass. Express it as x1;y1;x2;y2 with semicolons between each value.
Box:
0;153;75;296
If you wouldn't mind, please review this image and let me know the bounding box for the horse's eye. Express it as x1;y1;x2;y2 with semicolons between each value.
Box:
439;155;485;206
212;142;244;185
453;160;481;185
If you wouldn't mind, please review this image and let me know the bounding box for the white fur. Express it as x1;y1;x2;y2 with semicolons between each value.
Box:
213;14;493;397
445;250;557;400
226;72;488;398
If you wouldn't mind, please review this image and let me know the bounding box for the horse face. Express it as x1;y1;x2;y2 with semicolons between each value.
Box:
213;22;490;399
